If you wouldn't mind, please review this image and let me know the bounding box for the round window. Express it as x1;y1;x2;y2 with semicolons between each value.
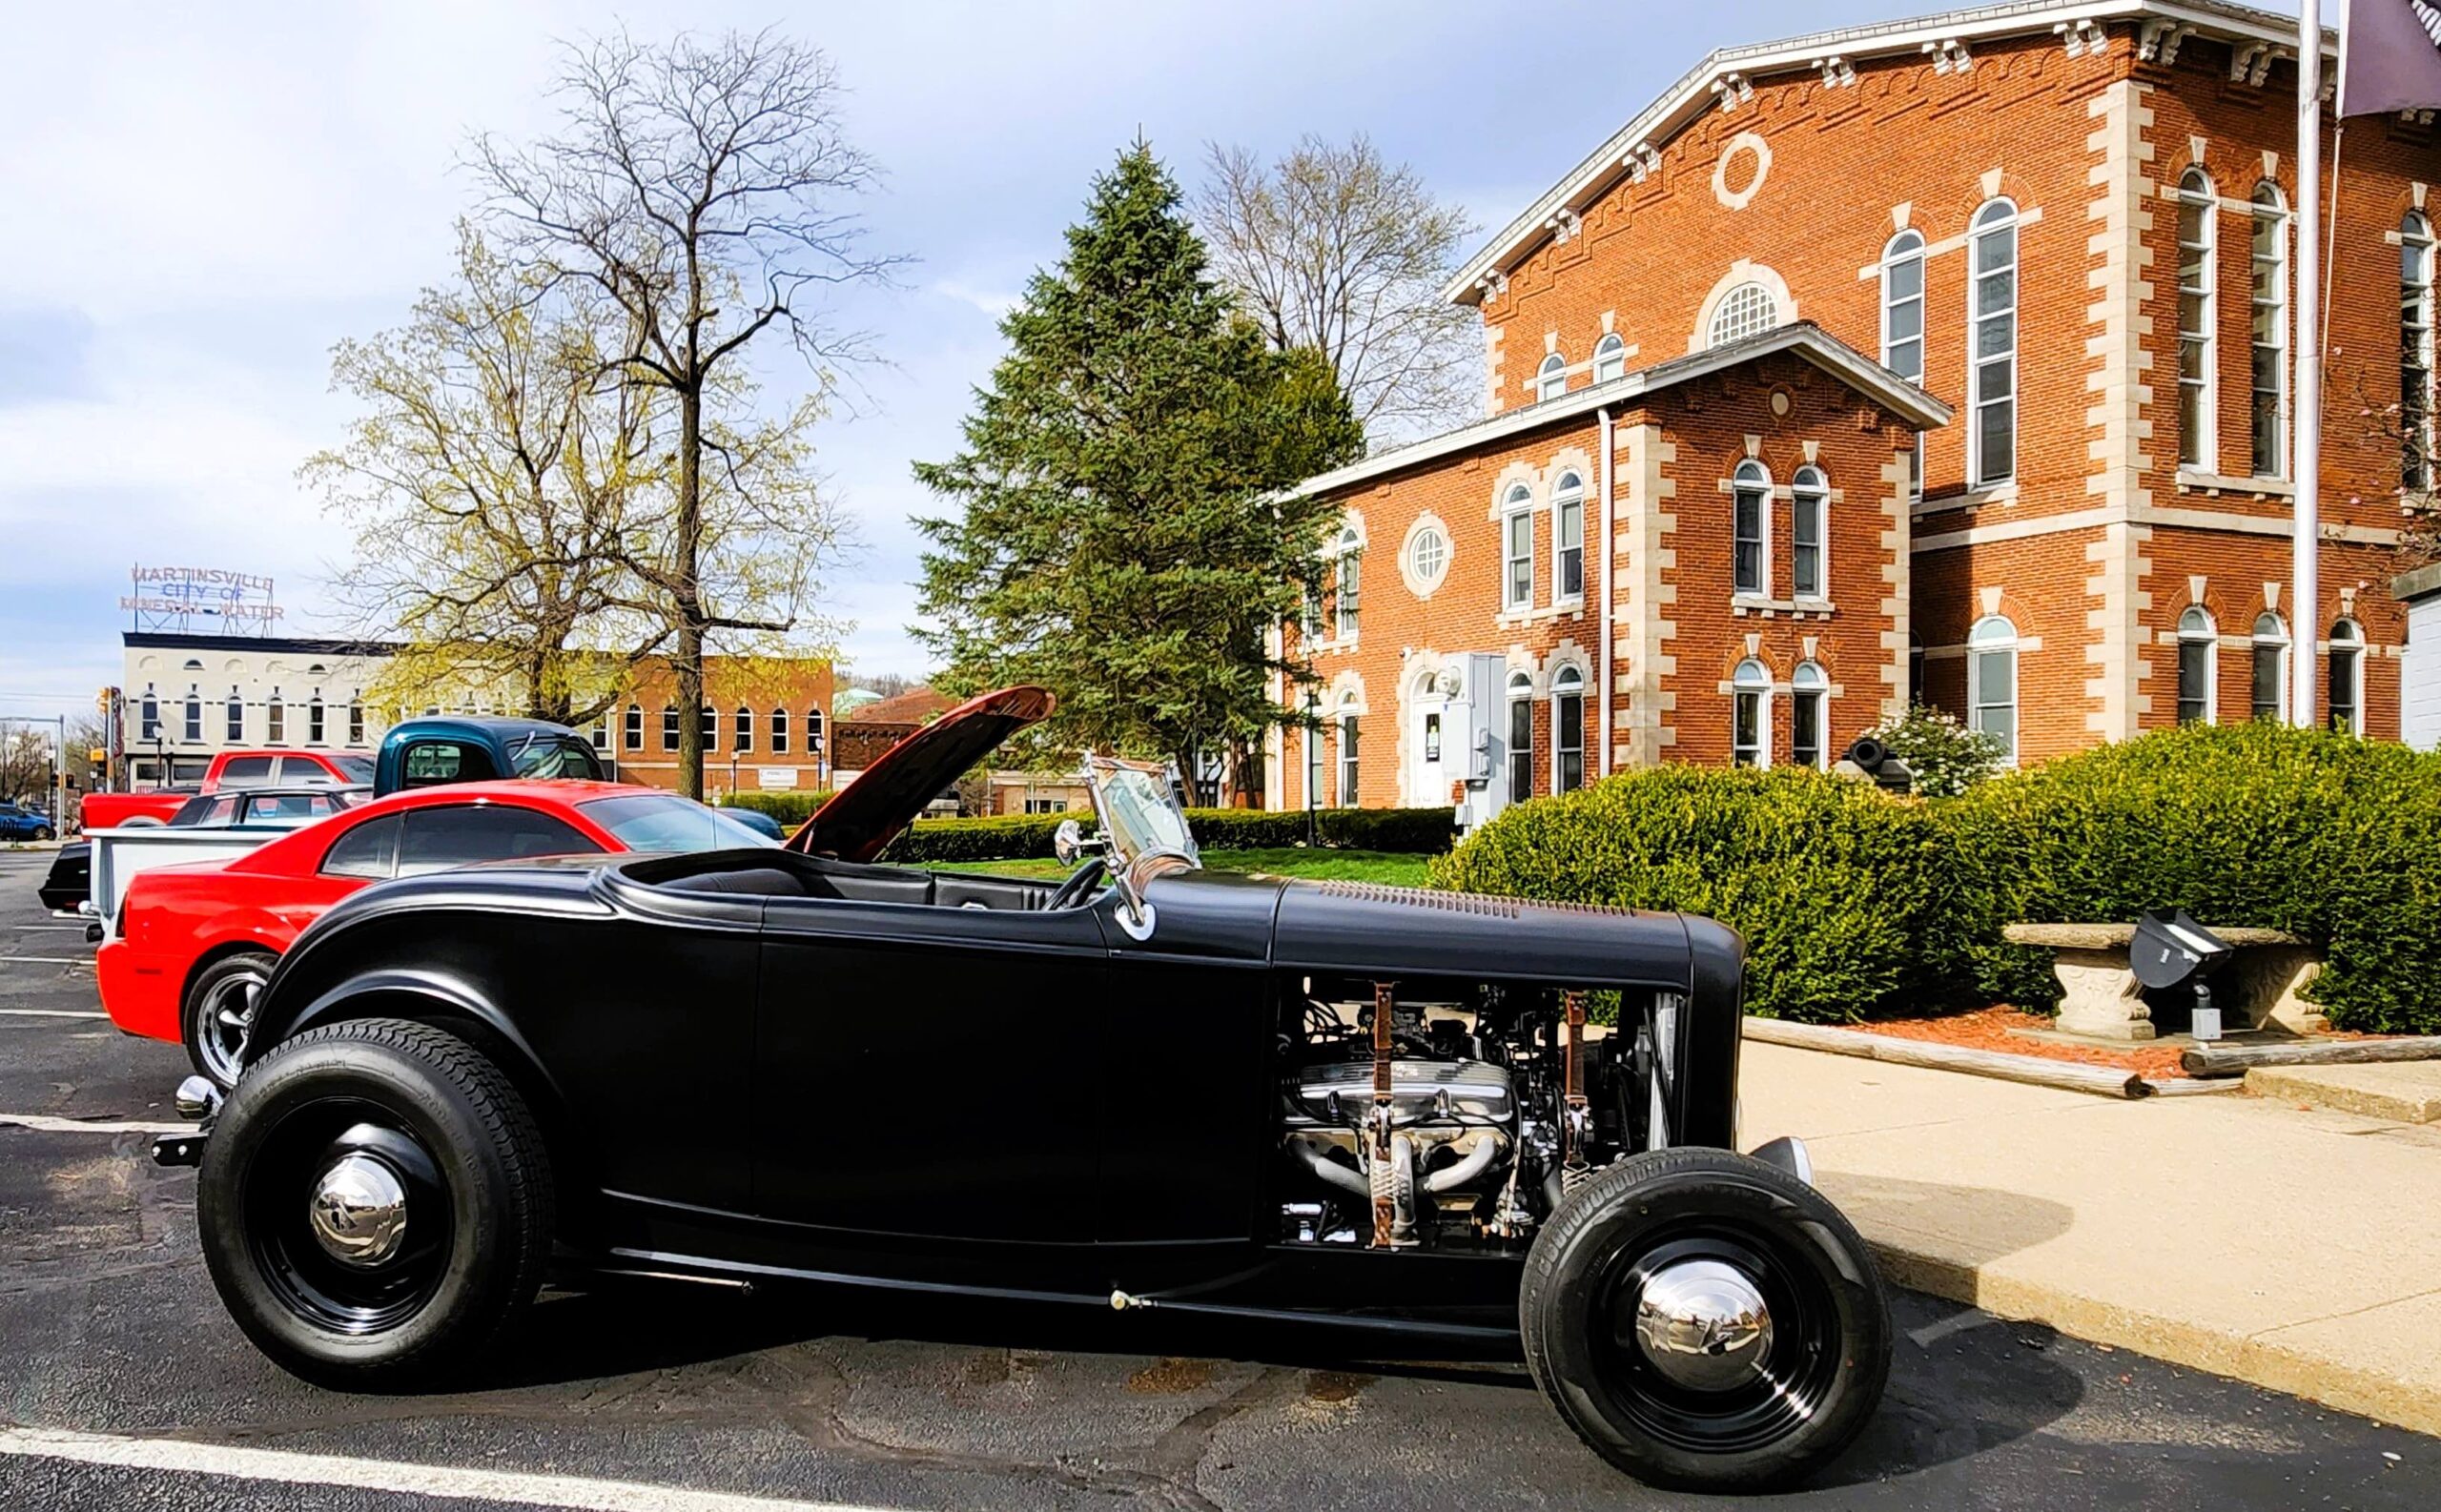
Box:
1408;526;1448;586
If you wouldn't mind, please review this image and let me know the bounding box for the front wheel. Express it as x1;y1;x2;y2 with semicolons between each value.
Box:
1520;1148;1890;1492
32;826;53;842
196;1017;554;1387
184;952;277;1090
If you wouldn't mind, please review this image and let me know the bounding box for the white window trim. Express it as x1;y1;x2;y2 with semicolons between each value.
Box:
1551;470;1587;605
1791;465;1830;602
1707;281;1777;349
2249;184;2289;480
1501;485;1536;611
1506;671;1535;803
1592;333;1629;383
2328;620;2367;734
1333;526;1363;642
1967;614;2020;766
1732;460;1772;598
1731;660;1773;768
2176;169;2218;472
1880;229;1928;501
2251;613;2291;722
2176;606;2218;725
1968;199;2020;490
1549;666;1588;791
734;705;755;753
1337;701;1362;805
1536;352;1568;401
770;708;790;754
1791;661;1829;770
2404;213;2436;491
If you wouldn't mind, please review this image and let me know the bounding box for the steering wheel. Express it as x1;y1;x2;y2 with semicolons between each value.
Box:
1045;855;1108;911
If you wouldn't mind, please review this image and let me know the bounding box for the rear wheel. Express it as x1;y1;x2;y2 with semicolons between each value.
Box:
31;825;52;841
196;1017;554;1387
1520;1148;1890;1492
184;952;277;1091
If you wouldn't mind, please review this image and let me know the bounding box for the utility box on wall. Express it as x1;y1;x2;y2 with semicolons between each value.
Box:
1455;652;1510;833
2400;564;2441;753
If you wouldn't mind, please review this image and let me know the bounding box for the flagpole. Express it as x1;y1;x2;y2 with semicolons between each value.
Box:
2293;0;2324;728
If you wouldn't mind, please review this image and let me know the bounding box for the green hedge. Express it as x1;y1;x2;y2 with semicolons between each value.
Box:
1426;725;2441;1035
1943;723;2441;1033
718;790;833;826
876;805;1459;865
1430;766;1962;1024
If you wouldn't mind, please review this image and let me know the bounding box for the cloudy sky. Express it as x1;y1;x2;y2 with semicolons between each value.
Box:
0;0;1962;720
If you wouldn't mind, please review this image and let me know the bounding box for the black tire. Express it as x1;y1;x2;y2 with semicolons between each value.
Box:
184;951;277;1091
31;826;52;842
1520;1148;1890;1493
196;1017;554;1388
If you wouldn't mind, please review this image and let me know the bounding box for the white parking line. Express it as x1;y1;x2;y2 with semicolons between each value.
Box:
0;1009;104;1019
0;1114;187;1135
13;924;85;931
0;1425;903;1512
0;955;91;966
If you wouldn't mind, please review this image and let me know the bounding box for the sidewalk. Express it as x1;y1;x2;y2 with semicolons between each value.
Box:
1740;1039;2441;1437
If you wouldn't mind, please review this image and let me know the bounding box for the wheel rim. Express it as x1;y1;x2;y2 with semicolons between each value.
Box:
244;1102;452;1336
1594;1224;1847;1455
195;968;265;1086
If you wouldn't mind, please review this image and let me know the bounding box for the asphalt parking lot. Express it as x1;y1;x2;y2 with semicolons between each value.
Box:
0;848;2432;1511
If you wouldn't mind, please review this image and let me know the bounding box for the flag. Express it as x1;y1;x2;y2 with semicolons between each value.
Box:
2339;0;2441;116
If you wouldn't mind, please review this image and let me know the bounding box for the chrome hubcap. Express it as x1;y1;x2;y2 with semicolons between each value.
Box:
307;1152;409;1268
197;972;263;1083
1633;1257;1774;1392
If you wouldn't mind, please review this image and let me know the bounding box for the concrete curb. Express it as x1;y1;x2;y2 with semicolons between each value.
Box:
1740;1016;2242;1099
1868;1239;2441;1438
2245;1065;2441;1123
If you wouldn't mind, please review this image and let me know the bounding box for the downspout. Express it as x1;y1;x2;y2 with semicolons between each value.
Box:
1597;405;1615;777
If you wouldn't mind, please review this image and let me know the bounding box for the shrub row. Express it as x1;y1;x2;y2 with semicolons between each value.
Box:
717;789;833;826
1430;724;2441;1034
877;805;1460;864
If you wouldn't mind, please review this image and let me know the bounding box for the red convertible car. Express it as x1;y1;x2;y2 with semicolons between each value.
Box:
99;781;774;1087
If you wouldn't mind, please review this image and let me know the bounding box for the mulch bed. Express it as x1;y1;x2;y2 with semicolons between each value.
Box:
1851;1006;2195;1080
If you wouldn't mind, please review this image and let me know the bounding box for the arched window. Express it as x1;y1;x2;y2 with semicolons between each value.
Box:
2251;612;2289;721
1536;352;1568;401
1792;661;1828;769
1592;333;1629;383
139;688;160;743
182;659;203;673
1732;460;1770;596
1303;691;1324;806
1969;199;2020;488
1552;470;1586;601
734;705;754;752
347;698;365;746
1550;665;1587;791
184;688;202;744
624;703;644;751
770;707;790;754
2328;620;2365;734
2176;169;2218;469
1791;465;1829;600
700;704;718;751
1337;692;1362;805
661;705;679;752
1881;230;1927;498
1334;525;1362;640
2404;212;2435;490
1732;659;1771;767
265;689;285;745
225;689;244;744
1507;670;1534;804
2177;606;2218;725
1908;632;1926;705
1707;282;1776;348
2250;183;2288;477
1502;482;1535;610
805;706;826;754
307;694;325;746
1968;615;2020;762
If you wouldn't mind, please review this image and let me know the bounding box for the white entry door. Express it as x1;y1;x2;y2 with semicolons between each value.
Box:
1409;701;1448;807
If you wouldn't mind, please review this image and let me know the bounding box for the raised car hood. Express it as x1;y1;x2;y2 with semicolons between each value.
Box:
787;685;1056;863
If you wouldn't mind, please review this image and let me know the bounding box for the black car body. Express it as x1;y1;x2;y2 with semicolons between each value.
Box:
168;688;1890;1492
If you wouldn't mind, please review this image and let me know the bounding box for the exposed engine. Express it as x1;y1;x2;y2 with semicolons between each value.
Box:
1277;975;1672;1249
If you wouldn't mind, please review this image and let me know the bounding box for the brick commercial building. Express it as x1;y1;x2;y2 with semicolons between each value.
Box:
1270;0;2435;818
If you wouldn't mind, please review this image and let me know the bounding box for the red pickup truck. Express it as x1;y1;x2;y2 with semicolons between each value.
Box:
80;749;377;830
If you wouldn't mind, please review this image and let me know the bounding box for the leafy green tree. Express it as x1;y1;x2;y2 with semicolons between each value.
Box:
913;145;1362;797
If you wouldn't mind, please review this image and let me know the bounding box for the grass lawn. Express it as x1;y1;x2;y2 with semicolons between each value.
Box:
921;847;1435;888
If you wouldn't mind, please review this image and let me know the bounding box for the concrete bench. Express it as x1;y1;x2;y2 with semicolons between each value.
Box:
2000;923;2326;1041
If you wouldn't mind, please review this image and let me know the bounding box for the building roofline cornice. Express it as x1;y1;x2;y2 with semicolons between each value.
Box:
1445;0;2330;307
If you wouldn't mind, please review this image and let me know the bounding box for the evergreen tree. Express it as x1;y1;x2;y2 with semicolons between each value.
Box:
913;145;1362;797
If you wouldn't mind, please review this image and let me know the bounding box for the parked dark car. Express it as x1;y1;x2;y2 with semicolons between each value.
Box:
162;687;1890;1493
0;801;56;841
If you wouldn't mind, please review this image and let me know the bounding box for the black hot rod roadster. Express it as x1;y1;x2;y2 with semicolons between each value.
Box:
161;686;1891;1492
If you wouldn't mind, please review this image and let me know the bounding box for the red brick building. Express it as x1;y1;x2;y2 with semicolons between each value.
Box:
1271;0;2433;818
597;656;835;801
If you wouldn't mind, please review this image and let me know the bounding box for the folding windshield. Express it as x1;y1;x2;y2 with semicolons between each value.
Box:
578;793;777;852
